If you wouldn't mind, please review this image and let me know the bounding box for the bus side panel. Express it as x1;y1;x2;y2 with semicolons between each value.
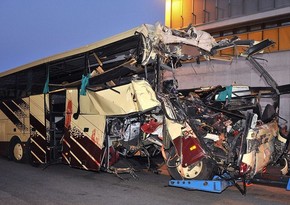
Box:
62;89;106;171
30;94;48;164
0;98;30;157
64;124;105;171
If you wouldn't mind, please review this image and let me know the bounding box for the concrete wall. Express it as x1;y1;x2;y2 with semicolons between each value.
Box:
164;51;290;127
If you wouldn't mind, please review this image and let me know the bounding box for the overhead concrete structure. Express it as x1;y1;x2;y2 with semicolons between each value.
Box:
165;0;290;127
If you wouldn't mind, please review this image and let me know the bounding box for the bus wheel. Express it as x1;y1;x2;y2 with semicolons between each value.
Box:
166;146;213;180
9;138;24;162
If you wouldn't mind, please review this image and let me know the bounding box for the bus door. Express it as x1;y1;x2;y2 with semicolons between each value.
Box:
48;91;66;162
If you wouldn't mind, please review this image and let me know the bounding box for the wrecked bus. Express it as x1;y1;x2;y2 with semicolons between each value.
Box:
0;23;288;187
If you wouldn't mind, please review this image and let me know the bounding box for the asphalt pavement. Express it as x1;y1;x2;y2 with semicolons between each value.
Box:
0;157;289;205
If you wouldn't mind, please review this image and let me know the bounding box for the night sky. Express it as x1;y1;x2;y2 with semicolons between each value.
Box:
0;0;165;72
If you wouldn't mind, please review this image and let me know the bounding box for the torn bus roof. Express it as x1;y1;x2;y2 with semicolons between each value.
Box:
0;23;217;100
0;23;216;78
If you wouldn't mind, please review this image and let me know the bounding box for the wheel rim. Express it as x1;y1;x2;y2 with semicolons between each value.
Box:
177;160;203;179
13;143;23;161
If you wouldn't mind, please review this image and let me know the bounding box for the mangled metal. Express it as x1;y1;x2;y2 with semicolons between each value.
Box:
62;23;289;184
0;22;288;192
137;23;216;66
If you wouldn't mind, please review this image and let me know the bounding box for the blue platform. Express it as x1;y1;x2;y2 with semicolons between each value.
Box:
168;176;234;193
169;176;290;193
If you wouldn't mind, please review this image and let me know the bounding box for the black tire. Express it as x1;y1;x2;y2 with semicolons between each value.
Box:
166;146;213;180
9;138;25;162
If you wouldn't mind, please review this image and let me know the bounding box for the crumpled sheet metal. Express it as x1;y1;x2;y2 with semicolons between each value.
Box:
137;23;217;65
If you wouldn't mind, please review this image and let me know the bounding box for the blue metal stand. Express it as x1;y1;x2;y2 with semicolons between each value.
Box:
287;178;290;191
168;176;235;193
